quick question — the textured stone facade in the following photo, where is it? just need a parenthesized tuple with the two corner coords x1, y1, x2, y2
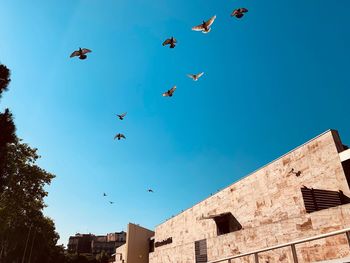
(149, 130, 350, 263)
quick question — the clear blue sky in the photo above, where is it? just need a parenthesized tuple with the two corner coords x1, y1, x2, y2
(1, 0, 350, 245)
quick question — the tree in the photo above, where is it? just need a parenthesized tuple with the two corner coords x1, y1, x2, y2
(0, 64, 15, 189)
(0, 62, 67, 262)
(96, 251, 109, 263)
(0, 64, 11, 98)
(0, 140, 62, 262)
(0, 109, 16, 193)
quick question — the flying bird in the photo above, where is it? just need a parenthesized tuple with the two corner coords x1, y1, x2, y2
(147, 189, 154, 193)
(70, 48, 92, 60)
(103, 193, 107, 197)
(162, 37, 177, 48)
(162, 86, 176, 97)
(231, 8, 248, 18)
(117, 112, 127, 120)
(109, 201, 114, 204)
(192, 15, 217, 33)
(187, 72, 204, 81)
(114, 133, 126, 140)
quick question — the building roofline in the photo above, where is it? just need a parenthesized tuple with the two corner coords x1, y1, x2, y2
(156, 129, 339, 227)
(128, 222, 154, 233)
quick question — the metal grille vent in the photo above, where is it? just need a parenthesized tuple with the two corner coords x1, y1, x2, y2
(195, 239, 208, 263)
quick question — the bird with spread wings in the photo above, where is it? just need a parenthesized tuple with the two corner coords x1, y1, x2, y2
(192, 15, 217, 33)
(162, 37, 177, 48)
(70, 48, 92, 60)
(114, 133, 126, 140)
(187, 72, 204, 81)
(117, 112, 127, 120)
(231, 8, 248, 19)
(162, 86, 176, 97)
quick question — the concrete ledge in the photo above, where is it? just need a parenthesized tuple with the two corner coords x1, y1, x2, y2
(340, 149, 350, 162)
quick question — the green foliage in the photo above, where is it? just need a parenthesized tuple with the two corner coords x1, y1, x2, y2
(65, 254, 98, 263)
(0, 140, 64, 262)
(95, 251, 109, 263)
(0, 62, 67, 262)
(0, 109, 16, 192)
(0, 108, 16, 148)
(0, 64, 11, 98)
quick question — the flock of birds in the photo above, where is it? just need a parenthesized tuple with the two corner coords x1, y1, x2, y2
(69, 7, 249, 205)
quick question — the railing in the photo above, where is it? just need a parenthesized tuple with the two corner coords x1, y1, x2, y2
(207, 227, 350, 263)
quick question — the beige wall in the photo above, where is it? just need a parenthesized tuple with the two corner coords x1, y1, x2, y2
(115, 244, 127, 263)
(116, 223, 154, 263)
(150, 130, 350, 263)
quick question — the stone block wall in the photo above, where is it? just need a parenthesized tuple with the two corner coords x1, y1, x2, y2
(149, 130, 350, 263)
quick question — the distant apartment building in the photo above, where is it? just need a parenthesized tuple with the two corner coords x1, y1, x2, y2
(68, 234, 94, 254)
(68, 231, 126, 256)
(114, 130, 350, 263)
(92, 232, 127, 256)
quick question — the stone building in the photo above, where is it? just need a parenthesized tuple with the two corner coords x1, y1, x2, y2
(147, 130, 350, 263)
(68, 231, 126, 256)
(68, 234, 94, 254)
(92, 232, 127, 256)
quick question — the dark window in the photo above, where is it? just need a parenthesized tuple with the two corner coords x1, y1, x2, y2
(342, 159, 350, 189)
(213, 213, 242, 236)
(195, 239, 207, 263)
(301, 187, 350, 213)
(149, 238, 155, 253)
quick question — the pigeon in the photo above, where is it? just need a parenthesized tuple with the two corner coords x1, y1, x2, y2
(231, 8, 248, 19)
(117, 112, 127, 120)
(187, 72, 204, 81)
(147, 189, 154, 193)
(192, 15, 217, 34)
(103, 193, 107, 197)
(289, 168, 302, 177)
(114, 133, 126, 140)
(109, 201, 114, 204)
(162, 37, 177, 48)
(162, 86, 176, 97)
(70, 48, 92, 60)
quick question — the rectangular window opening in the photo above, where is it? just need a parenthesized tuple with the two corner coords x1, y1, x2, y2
(214, 213, 242, 236)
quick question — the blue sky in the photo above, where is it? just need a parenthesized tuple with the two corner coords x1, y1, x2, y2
(1, 0, 350, 245)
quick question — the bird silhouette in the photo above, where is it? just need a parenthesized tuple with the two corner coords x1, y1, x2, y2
(192, 15, 217, 33)
(162, 37, 177, 48)
(187, 72, 204, 81)
(114, 133, 126, 140)
(147, 189, 154, 193)
(231, 8, 248, 18)
(109, 201, 114, 204)
(289, 168, 302, 177)
(162, 86, 176, 97)
(103, 193, 107, 197)
(70, 48, 92, 60)
(117, 112, 127, 120)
